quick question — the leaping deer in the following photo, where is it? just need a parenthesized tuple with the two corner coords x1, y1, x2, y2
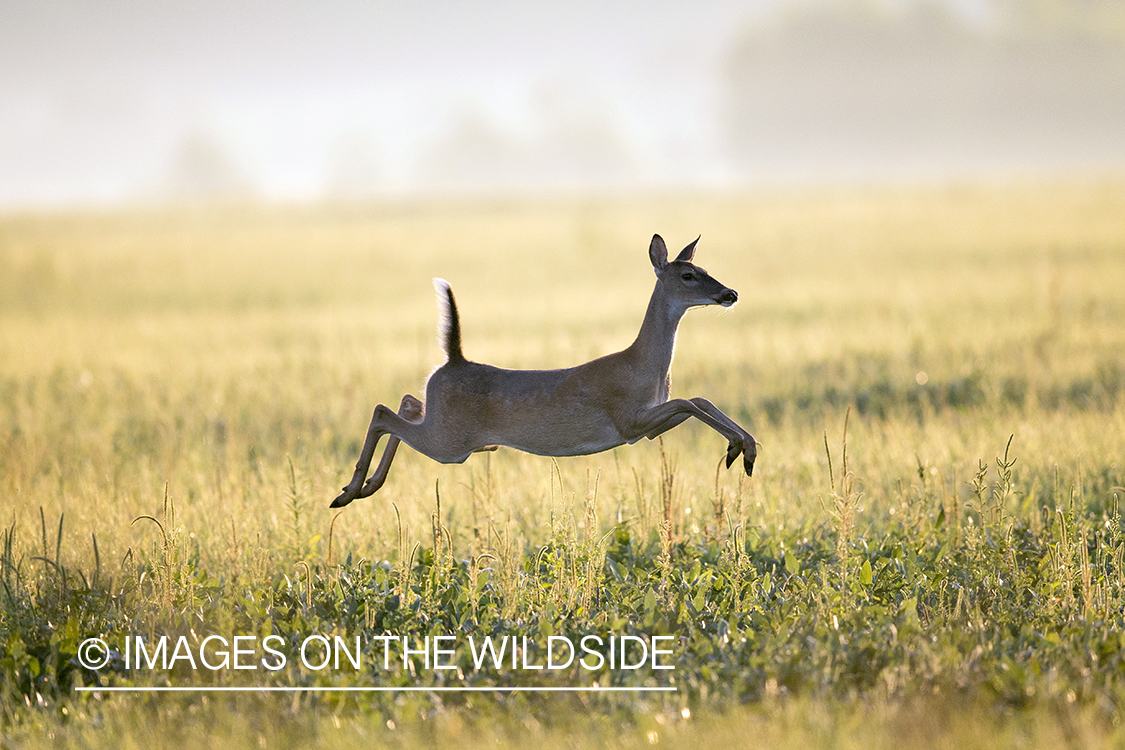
(331, 234, 756, 508)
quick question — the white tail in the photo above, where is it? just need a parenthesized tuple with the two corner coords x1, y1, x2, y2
(331, 234, 756, 508)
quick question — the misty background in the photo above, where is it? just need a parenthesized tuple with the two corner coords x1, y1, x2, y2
(1, 0, 1123, 209)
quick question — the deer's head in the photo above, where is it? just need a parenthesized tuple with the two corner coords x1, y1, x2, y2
(649, 234, 738, 310)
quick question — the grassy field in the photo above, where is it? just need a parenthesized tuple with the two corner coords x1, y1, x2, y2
(1, 178, 1124, 748)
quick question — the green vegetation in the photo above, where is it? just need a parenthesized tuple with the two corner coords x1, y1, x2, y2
(2, 179, 1124, 747)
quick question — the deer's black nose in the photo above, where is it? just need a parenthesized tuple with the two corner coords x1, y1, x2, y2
(718, 289, 738, 306)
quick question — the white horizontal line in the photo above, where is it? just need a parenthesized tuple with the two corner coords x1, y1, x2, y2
(75, 685, 676, 693)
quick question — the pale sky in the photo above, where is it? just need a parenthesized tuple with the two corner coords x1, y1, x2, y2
(2, 0, 1120, 209)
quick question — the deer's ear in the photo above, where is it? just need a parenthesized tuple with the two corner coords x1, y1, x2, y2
(649, 234, 668, 274)
(674, 236, 700, 263)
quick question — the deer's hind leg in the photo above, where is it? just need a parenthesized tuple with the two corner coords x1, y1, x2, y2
(356, 395, 423, 499)
(331, 395, 423, 508)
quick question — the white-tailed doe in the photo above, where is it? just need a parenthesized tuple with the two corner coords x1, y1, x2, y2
(331, 234, 756, 508)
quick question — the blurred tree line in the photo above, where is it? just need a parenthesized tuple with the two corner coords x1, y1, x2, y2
(723, 0, 1125, 178)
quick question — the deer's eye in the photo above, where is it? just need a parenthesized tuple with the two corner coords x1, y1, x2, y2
(681, 272, 694, 281)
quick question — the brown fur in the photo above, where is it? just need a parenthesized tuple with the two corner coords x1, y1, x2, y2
(331, 234, 756, 508)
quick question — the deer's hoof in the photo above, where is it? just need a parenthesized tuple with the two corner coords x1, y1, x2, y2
(744, 437, 758, 476)
(330, 486, 358, 508)
(725, 439, 743, 469)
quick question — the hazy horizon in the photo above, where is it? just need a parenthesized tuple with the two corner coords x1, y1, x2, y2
(2, 0, 1123, 210)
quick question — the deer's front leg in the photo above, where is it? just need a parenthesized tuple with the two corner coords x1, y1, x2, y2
(627, 398, 756, 476)
(688, 397, 757, 475)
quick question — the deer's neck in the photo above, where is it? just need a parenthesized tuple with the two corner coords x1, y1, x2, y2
(629, 281, 687, 377)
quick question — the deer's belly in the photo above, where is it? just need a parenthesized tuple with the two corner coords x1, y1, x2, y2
(491, 412, 625, 457)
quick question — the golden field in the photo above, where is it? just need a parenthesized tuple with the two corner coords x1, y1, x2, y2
(1, 178, 1124, 748)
